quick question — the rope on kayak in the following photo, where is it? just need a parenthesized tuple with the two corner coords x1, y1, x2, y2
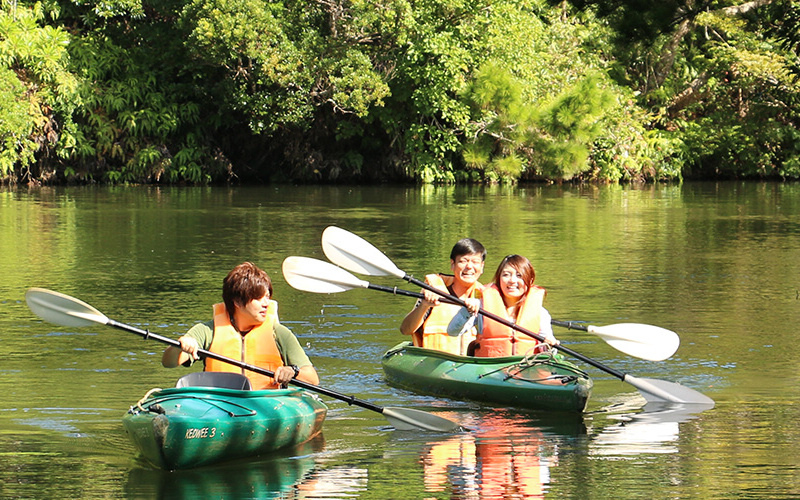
(505, 355, 573, 383)
(504, 370, 578, 384)
(493, 349, 583, 384)
(193, 398, 257, 417)
(134, 387, 163, 412)
(477, 363, 521, 379)
(476, 347, 589, 385)
(134, 392, 258, 417)
(476, 349, 555, 379)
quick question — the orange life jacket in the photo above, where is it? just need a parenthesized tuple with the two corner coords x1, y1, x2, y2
(416, 274, 482, 355)
(205, 302, 283, 390)
(475, 284, 546, 357)
(423, 427, 546, 498)
(476, 433, 546, 498)
(423, 435, 477, 493)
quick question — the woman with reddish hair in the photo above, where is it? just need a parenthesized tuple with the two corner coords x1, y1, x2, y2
(454, 255, 558, 357)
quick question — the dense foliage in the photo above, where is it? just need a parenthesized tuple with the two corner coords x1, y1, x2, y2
(1, 0, 798, 184)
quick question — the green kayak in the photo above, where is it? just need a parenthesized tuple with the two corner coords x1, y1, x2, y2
(123, 373, 327, 470)
(381, 342, 593, 412)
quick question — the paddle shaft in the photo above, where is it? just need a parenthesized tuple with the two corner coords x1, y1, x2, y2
(370, 283, 600, 338)
(106, 319, 392, 414)
(550, 320, 595, 333)
(406, 276, 630, 380)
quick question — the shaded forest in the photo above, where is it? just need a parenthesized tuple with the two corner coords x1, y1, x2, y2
(2, 0, 799, 184)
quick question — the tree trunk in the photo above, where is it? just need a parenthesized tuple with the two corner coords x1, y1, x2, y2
(647, 18, 693, 92)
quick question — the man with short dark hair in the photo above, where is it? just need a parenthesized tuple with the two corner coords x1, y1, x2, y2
(399, 239, 486, 355)
(162, 262, 319, 388)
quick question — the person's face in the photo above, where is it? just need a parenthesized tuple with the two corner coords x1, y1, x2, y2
(498, 264, 528, 300)
(239, 292, 271, 324)
(450, 252, 484, 286)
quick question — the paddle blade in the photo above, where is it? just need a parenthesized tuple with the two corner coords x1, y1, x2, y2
(588, 323, 680, 361)
(382, 407, 462, 432)
(321, 226, 405, 278)
(623, 374, 715, 406)
(282, 256, 370, 294)
(25, 288, 109, 327)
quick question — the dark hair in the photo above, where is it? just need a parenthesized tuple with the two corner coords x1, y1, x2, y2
(222, 262, 273, 313)
(492, 254, 535, 292)
(450, 238, 486, 261)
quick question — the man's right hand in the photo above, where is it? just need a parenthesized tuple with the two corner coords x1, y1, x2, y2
(178, 336, 200, 360)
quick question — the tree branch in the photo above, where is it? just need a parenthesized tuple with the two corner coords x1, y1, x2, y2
(668, 71, 710, 115)
(720, 0, 775, 17)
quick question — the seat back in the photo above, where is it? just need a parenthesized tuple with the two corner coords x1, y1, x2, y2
(175, 371, 252, 390)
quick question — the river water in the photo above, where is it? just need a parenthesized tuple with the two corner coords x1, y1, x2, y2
(1, 183, 799, 499)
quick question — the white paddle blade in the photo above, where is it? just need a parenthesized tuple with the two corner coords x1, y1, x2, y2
(321, 226, 405, 278)
(382, 407, 462, 432)
(588, 323, 680, 361)
(282, 256, 370, 294)
(25, 288, 109, 327)
(623, 374, 715, 406)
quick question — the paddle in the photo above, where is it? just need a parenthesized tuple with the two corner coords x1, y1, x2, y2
(549, 320, 679, 362)
(24, 287, 462, 432)
(320, 226, 715, 406)
(282, 256, 678, 361)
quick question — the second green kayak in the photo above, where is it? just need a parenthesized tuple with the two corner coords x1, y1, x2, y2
(381, 342, 593, 412)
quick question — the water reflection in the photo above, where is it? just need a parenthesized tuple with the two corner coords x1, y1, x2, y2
(590, 401, 714, 457)
(5, 183, 800, 499)
(420, 410, 585, 499)
(123, 434, 367, 499)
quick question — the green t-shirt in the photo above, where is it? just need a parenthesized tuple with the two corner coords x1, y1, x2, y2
(183, 319, 313, 369)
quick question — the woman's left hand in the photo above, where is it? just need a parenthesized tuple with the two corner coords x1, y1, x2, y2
(464, 298, 481, 315)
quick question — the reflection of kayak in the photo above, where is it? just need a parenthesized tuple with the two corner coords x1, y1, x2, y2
(381, 342, 593, 412)
(126, 435, 324, 498)
(122, 374, 327, 470)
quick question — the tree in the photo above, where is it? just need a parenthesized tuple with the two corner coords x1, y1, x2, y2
(0, 2, 78, 183)
(560, 0, 800, 179)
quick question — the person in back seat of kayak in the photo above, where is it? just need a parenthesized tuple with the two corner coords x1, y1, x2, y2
(455, 254, 559, 357)
(399, 238, 486, 355)
(162, 261, 319, 389)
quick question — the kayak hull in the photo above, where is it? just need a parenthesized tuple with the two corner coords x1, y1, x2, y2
(122, 386, 327, 470)
(381, 342, 592, 412)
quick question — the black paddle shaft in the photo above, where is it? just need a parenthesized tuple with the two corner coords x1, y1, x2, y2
(367, 282, 479, 308)
(371, 283, 600, 339)
(107, 319, 390, 414)
(405, 276, 629, 381)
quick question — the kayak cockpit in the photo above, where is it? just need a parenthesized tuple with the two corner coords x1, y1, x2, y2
(175, 371, 252, 390)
